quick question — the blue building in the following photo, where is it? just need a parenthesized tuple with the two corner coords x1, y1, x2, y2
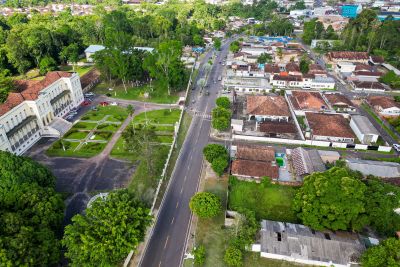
(341, 5, 362, 18)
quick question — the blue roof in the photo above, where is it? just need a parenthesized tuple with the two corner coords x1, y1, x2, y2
(85, 45, 105, 53)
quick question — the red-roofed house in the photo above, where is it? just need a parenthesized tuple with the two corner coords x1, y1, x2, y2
(0, 71, 84, 155)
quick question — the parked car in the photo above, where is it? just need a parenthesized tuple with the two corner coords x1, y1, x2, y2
(205, 91, 210, 96)
(110, 102, 118, 106)
(84, 92, 95, 97)
(393, 144, 400, 152)
(91, 106, 98, 111)
(100, 101, 109, 106)
(69, 111, 78, 115)
(81, 100, 91, 106)
(65, 115, 74, 120)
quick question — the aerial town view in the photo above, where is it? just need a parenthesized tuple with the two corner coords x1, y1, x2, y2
(0, 0, 400, 266)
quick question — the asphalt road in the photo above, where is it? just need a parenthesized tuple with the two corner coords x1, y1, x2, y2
(140, 39, 232, 267)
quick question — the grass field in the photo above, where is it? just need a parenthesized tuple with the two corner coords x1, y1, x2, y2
(195, 177, 232, 267)
(132, 109, 181, 125)
(93, 81, 179, 104)
(59, 65, 94, 76)
(229, 179, 298, 222)
(47, 106, 127, 158)
(244, 253, 308, 267)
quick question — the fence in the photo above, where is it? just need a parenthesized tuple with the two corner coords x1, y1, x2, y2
(123, 56, 198, 267)
(232, 134, 392, 152)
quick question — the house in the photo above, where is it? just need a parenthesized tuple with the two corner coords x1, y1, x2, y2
(253, 220, 366, 267)
(346, 158, 400, 178)
(335, 62, 356, 74)
(326, 51, 369, 65)
(264, 64, 281, 76)
(289, 91, 329, 115)
(324, 93, 356, 112)
(0, 72, 84, 155)
(351, 81, 385, 92)
(285, 62, 301, 76)
(349, 115, 380, 144)
(231, 145, 279, 180)
(351, 71, 383, 82)
(259, 121, 297, 139)
(308, 64, 327, 76)
(84, 45, 105, 62)
(305, 112, 356, 143)
(270, 74, 303, 88)
(341, 4, 362, 18)
(246, 95, 291, 124)
(291, 147, 326, 178)
(310, 76, 335, 90)
(367, 96, 400, 117)
(369, 55, 384, 66)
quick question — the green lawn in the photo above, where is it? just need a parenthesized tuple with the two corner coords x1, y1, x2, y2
(229, 179, 298, 222)
(46, 140, 106, 158)
(64, 130, 88, 140)
(91, 131, 113, 141)
(157, 135, 174, 144)
(92, 81, 179, 104)
(59, 65, 94, 76)
(81, 106, 128, 122)
(195, 177, 232, 267)
(132, 109, 181, 125)
(72, 121, 98, 130)
(96, 123, 119, 131)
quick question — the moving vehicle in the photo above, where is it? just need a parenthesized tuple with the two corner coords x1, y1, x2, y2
(110, 102, 118, 106)
(100, 101, 109, 106)
(81, 100, 91, 106)
(393, 144, 400, 152)
(205, 90, 210, 96)
(217, 76, 222, 81)
(84, 92, 94, 97)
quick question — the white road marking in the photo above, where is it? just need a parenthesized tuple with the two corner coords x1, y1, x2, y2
(176, 201, 180, 209)
(180, 187, 184, 194)
(164, 236, 170, 249)
(171, 217, 175, 225)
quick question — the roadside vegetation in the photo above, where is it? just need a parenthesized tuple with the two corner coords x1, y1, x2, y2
(212, 97, 232, 131)
(361, 103, 399, 141)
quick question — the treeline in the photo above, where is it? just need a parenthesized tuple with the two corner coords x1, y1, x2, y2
(250, 16, 294, 36)
(341, 9, 400, 68)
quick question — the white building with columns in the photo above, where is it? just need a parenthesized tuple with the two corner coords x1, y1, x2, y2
(0, 71, 84, 155)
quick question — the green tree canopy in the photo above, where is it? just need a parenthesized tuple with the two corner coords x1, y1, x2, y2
(211, 156, 229, 176)
(299, 56, 310, 74)
(214, 38, 222, 50)
(62, 189, 152, 266)
(0, 151, 64, 266)
(293, 167, 368, 231)
(193, 245, 206, 265)
(224, 246, 243, 267)
(211, 106, 231, 131)
(203, 143, 228, 163)
(360, 238, 400, 267)
(189, 192, 221, 218)
(216, 96, 231, 109)
(230, 41, 240, 53)
(39, 55, 57, 75)
(257, 53, 272, 64)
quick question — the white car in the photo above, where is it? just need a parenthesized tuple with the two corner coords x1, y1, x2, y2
(393, 144, 400, 152)
(84, 92, 95, 97)
(110, 102, 118, 106)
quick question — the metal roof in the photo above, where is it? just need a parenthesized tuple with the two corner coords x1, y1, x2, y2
(346, 158, 400, 178)
(350, 115, 379, 135)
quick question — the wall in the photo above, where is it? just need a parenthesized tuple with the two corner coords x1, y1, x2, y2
(259, 252, 347, 267)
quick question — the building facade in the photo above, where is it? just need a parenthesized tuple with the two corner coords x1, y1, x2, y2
(0, 72, 84, 155)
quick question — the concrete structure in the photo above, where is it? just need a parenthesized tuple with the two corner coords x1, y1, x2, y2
(291, 147, 326, 178)
(346, 158, 400, 178)
(317, 150, 341, 163)
(253, 219, 366, 267)
(349, 115, 379, 144)
(84, 45, 105, 62)
(0, 72, 84, 155)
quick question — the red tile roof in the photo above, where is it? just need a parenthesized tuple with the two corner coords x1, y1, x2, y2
(368, 96, 400, 109)
(286, 62, 300, 72)
(354, 63, 373, 72)
(353, 81, 385, 90)
(305, 112, 355, 139)
(272, 74, 302, 82)
(236, 145, 275, 162)
(353, 71, 383, 77)
(370, 55, 384, 64)
(247, 95, 290, 117)
(327, 51, 369, 61)
(291, 91, 328, 110)
(231, 159, 279, 179)
(0, 71, 72, 116)
(264, 64, 280, 74)
(259, 121, 297, 134)
(325, 94, 354, 108)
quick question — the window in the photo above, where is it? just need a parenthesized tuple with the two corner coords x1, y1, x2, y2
(276, 232, 282, 241)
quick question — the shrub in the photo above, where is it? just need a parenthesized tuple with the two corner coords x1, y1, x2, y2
(193, 245, 206, 265)
(224, 247, 242, 267)
(216, 97, 231, 109)
(211, 157, 228, 176)
(203, 144, 228, 163)
(189, 192, 221, 218)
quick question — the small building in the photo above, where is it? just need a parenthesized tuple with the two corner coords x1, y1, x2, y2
(341, 4, 362, 18)
(231, 119, 244, 132)
(259, 121, 297, 139)
(346, 158, 400, 178)
(246, 95, 291, 124)
(326, 51, 369, 65)
(291, 147, 326, 178)
(335, 62, 356, 74)
(352, 71, 383, 82)
(305, 112, 355, 143)
(349, 115, 379, 144)
(253, 219, 366, 267)
(324, 93, 356, 113)
(369, 56, 384, 66)
(289, 91, 329, 115)
(84, 45, 105, 62)
(367, 96, 400, 117)
(231, 145, 279, 180)
(351, 81, 385, 92)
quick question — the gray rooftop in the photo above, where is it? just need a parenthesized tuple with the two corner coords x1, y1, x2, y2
(313, 76, 335, 83)
(346, 158, 400, 178)
(84, 45, 105, 53)
(291, 147, 326, 177)
(259, 220, 365, 265)
(351, 115, 379, 135)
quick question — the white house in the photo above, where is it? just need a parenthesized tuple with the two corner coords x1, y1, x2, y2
(351, 81, 385, 92)
(0, 72, 84, 155)
(367, 96, 400, 117)
(349, 115, 379, 144)
(335, 62, 356, 74)
(246, 95, 291, 125)
(84, 45, 105, 62)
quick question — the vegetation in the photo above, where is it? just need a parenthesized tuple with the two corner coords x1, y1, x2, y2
(250, 17, 294, 36)
(189, 192, 221, 218)
(216, 96, 231, 109)
(380, 70, 400, 90)
(299, 55, 310, 74)
(212, 106, 231, 131)
(302, 19, 338, 45)
(193, 245, 206, 265)
(256, 53, 272, 64)
(62, 189, 152, 266)
(229, 176, 298, 222)
(224, 247, 243, 267)
(294, 167, 367, 231)
(360, 238, 400, 267)
(230, 41, 240, 53)
(203, 143, 229, 177)
(0, 151, 64, 266)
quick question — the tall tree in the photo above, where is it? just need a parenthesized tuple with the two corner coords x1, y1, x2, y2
(62, 189, 152, 266)
(360, 238, 400, 267)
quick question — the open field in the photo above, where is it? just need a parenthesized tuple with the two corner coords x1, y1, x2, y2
(92, 81, 179, 104)
(229, 178, 298, 222)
